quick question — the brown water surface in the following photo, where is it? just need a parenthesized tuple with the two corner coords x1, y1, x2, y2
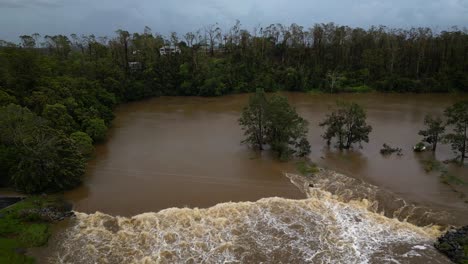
(65, 93, 468, 218)
(26, 92, 468, 263)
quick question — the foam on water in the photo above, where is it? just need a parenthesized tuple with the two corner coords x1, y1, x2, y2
(51, 171, 451, 263)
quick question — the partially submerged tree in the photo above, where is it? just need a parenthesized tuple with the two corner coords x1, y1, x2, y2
(239, 91, 311, 160)
(418, 115, 445, 151)
(239, 89, 268, 150)
(319, 102, 372, 149)
(265, 94, 310, 160)
(444, 101, 468, 163)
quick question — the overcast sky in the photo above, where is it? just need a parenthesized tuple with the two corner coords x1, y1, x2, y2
(1, 0, 467, 41)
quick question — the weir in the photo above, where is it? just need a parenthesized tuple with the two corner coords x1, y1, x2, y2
(49, 171, 454, 263)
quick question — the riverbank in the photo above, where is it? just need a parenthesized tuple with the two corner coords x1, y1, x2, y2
(436, 226, 468, 264)
(0, 195, 73, 263)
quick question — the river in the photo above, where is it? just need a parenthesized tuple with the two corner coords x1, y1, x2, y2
(39, 93, 468, 263)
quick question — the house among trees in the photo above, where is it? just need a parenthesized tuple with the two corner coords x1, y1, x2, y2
(128, 61, 142, 71)
(159, 45, 181, 55)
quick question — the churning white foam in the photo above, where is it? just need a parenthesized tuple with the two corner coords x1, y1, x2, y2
(52, 173, 449, 263)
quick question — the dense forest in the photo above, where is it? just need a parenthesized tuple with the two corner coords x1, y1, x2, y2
(0, 22, 467, 193)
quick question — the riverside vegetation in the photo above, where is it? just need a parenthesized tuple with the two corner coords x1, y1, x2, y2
(0, 196, 73, 264)
(0, 21, 467, 262)
(1, 22, 467, 193)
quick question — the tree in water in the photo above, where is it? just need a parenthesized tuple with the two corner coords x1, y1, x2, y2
(239, 89, 268, 150)
(319, 101, 372, 149)
(418, 115, 445, 151)
(265, 94, 310, 160)
(239, 91, 311, 160)
(444, 101, 468, 164)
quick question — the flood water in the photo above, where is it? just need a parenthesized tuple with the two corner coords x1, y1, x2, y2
(41, 93, 468, 263)
(66, 92, 468, 217)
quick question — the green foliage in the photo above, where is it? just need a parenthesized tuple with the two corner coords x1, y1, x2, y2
(199, 77, 226, 96)
(239, 89, 268, 150)
(319, 102, 372, 149)
(84, 118, 107, 142)
(265, 94, 311, 160)
(0, 145, 16, 186)
(0, 104, 85, 193)
(422, 159, 444, 173)
(42, 103, 77, 134)
(421, 159, 465, 186)
(418, 115, 445, 151)
(18, 223, 49, 247)
(342, 85, 374, 93)
(296, 161, 319, 175)
(380, 143, 403, 156)
(440, 173, 465, 185)
(413, 142, 426, 152)
(0, 24, 466, 191)
(239, 91, 311, 160)
(70, 131, 94, 158)
(0, 196, 65, 264)
(444, 101, 468, 163)
(0, 90, 16, 106)
(12, 131, 85, 193)
(0, 238, 34, 264)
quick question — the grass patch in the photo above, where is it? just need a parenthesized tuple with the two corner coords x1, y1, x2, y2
(0, 237, 34, 264)
(342, 85, 374, 93)
(296, 160, 319, 175)
(422, 159, 444, 172)
(307, 89, 325, 95)
(0, 196, 65, 264)
(441, 172, 466, 186)
(422, 159, 466, 187)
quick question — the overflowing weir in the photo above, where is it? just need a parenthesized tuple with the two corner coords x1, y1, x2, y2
(49, 170, 454, 263)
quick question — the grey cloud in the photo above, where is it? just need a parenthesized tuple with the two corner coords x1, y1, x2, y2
(0, 0, 467, 41)
(0, 0, 65, 8)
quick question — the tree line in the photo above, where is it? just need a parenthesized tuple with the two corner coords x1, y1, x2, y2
(240, 90, 467, 164)
(1, 22, 467, 99)
(0, 21, 467, 194)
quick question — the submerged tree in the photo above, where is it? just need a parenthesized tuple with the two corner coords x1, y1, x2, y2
(239, 92, 311, 160)
(444, 101, 468, 163)
(265, 94, 310, 160)
(418, 115, 445, 152)
(319, 102, 372, 149)
(239, 89, 268, 150)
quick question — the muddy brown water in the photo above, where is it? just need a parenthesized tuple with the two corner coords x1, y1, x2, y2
(25, 93, 468, 263)
(66, 92, 468, 217)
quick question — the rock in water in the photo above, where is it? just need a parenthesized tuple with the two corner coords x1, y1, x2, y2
(435, 226, 468, 263)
